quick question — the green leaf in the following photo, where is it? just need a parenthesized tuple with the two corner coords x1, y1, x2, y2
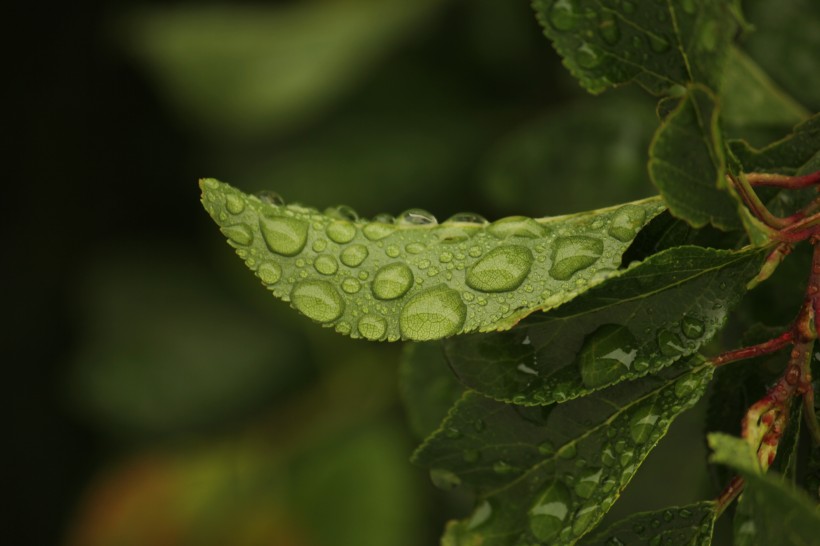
(531, 0, 738, 95)
(709, 433, 820, 545)
(578, 501, 717, 545)
(649, 85, 741, 230)
(444, 246, 765, 405)
(200, 179, 665, 341)
(399, 342, 464, 440)
(729, 114, 820, 176)
(414, 359, 713, 545)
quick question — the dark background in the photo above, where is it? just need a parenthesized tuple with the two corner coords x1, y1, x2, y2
(8, 1, 817, 545)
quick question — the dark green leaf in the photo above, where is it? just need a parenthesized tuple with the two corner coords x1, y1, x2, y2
(578, 501, 717, 545)
(532, 0, 738, 95)
(729, 114, 820, 176)
(709, 433, 820, 545)
(445, 246, 765, 405)
(200, 179, 664, 341)
(649, 85, 741, 230)
(414, 360, 713, 545)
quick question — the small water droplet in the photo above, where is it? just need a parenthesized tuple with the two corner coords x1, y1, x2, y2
(398, 208, 437, 226)
(576, 43, 603, 69)
(678, 508, 692, 518)
(257, 190, 285, 206)
(558, 443, 577, 459)
(260, 216, 309, 256)
(291, 280, 344, 323)
(405, 242, 425, 254)
(630, 405, 660, 443)
(466, 245, 534, 293)
(357, 314, 387, 340)
(257, 262, 282, 285)
(548, 0, 578, 31)
(399, 285, 467, 340)
(225, 194, 245, 214)
(466, 500, 493, 530)
(312, 239, 328, 252)
(221, 224, 254, 246)
(341, 277, 361, 294)
(607, 537, 626, 546)
(314, 254, 338, 275)
(385, 244, 400, 258)
(578, 324, 638, 388)
(462, 448, 480, 463)
(662, 509, 674, 522)
(681, 316, 705, 339)
(607, 204, 647, 242)
(537, 441, 555, 455)
(598, 13, 621, 44)
(571, 504, 599, 536)
(340, 244, 369, 267)
(326, 205, 358, 222)
(429, 468, 461, 490)
(528, 481, 571, 542)
(327, 221, 357, 244)
(601, 445, 616, 467)
(574, 468, 603, 499)
(649, 33, 670, 53)
(550, 236, 603, 280)
(657, 330, 685, 356)
(372, 263, 414, 300)
(473, 418, 486, 432)
(446, 212, 488, 224)
(493, 460, 516, 474)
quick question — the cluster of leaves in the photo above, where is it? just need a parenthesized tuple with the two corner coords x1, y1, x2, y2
(200, 0, 820, 544)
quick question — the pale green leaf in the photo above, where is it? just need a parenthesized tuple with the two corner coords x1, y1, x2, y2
(200, 179, 665, 341)
(578, 501, 717, 545)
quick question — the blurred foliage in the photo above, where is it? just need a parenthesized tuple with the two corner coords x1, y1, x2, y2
(11, 0, 816, 545)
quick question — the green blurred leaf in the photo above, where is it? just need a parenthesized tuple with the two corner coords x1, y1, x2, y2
(444, 246, 765, 404)
(532, 0, 737, 95)
(709, 433, 820, 545)
(399, 342, 465, 440)
(578, 501, 717, 545)
(413, 359, 713, 544)
(200, 179, 664, 341)
(729, 114, 820, 176)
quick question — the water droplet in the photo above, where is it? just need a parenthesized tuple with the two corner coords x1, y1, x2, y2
(598, 13, 621, 44)
(571, 505, 599, 536)
(314, 254, 338, 275)
(630, 405, 660, 443)
(649, 33, 670, 53)
(259, 216, 309, 256)
(576, 43, 603, 69)
(341, 277, 361, 294)
(537, 441, 555, 455)
(574, 468, 603, 499)
(528, 481, 571, 542)
(445, 427, 460, 439)
(398, 208, 437, 226)
(550, 236, 604, 280)
(462, 449, 480, 463)
(429, 468, 461, 490)
(493, 460, 516, 474)
(341, 245, 369, 268)
(674, 376, 700, 399)
(678, 508, 692, 518)
(386, 244, 400, 258)
(607, 537, 626, 546)
(657, 330, 685, 356)
(327, 221, 357, 244)
(372, 263, 414, 300)
(221, 224, 254, 246)
(578, 324, 638, 388)
(399, 285, 467, 341)
(363, 222, 396, 241)
(662, 509, 674, 522)
(312, 239, 328, 252)
(257, 190, 284, 206)
(357, 314, 387, 340)
(633, 523, 646, 534)
(225, 194, 245, 214)
(473, 418, 486, 432)
(466, 245, 534, 293)
(405, 242, 425, 254)
(601, 445, 616, 467)
(291, 280, 344, 323)
(548, 0, 578, 31)
(488, 216, 545, 239)
(466, 500, 493, 530)
(326, 205, 358, 222)
(681, 316, 704, 339)
(446, 212, 488, 224)
(257, 262, 281, 285)
(558, 443, 577, 459)
(607, 204, 647, 242)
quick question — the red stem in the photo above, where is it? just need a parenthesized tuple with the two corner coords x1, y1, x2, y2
(711, 332, 793, 367)
(747, 171, 820, 189)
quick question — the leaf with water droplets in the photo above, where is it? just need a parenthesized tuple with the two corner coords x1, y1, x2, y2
(578, 501, 716, 545)
(649, 85, 743, 230)
(708, 433, 820, 545)
(444, 245, 765, 405)
(200, 179, 664, 341)
(532, 0, 738, 95)
(413, 359, 713, 545)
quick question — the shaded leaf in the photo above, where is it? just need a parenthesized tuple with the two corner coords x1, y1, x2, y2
(414, 359, 713, 545)
(729, 114, 820, 176)
(532, 0, 738, 95)
(445, 246, 765, 405)
(200, 179, 664, 341)
(578, 501, 717, 545)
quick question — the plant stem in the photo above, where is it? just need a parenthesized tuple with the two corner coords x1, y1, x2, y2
(747, 170, 820, 189)
(729, 173, 790, 229)
(715, 475, 745, 518)
(711, 332, 793, 367)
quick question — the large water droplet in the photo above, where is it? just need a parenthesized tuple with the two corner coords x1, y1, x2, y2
(578, 324, 638, 388)
(657, 330, 684, 356)
(630, 405, 660, 443)
(326, 205, 358, 222)
(429, 468, 461, 490)
(291, 280, 344, 323)
(466, 245, 534, 293)
(341, 277, 361, 294)
(341, 244, 369, 267)
(549, 236, 604, 280)
(372, 263, 414, 300)
(327, 221, 357, 244)
(363, 222, 396, 241)
(314, 254, 339, 275)
(399, 285, 467, 341)
(607, 205, 647, 242)
(225, 194, 245, 215)
(598, 13, 621, 44)
(576, 43, 603, 69)
(571, 505, 599, 536)
(358, 314, 387, 340)
(487, 216, 545, 239)
(548, 0, 578, 31)
(257, 262, 281, 285)
(398, 208, 437, 226)
(528, 481, 571, 542)
(681, 316, 705, 339)
(221, 224, 253, 246)
(574, 468, 603, 499)
(260, 216, 309, 256)
(445, 212, 488, 225)
(466, 500, 493, 531)
(257, 190, 284, 206)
